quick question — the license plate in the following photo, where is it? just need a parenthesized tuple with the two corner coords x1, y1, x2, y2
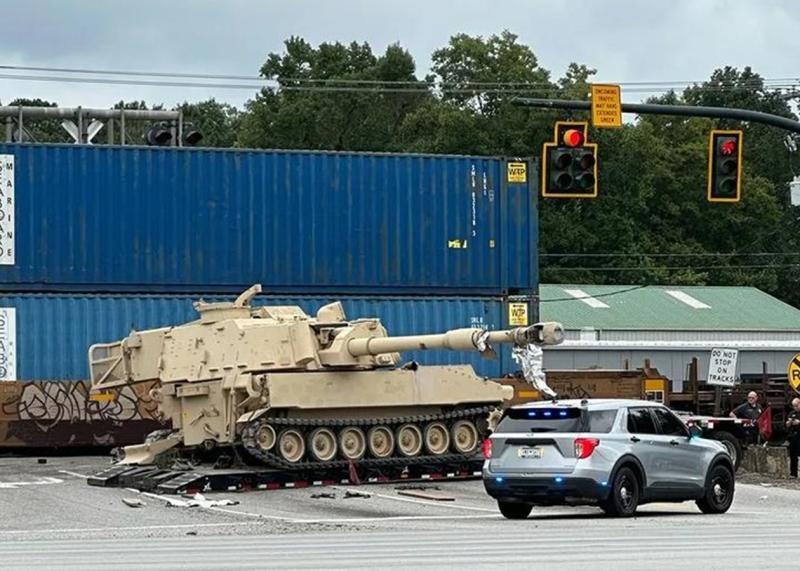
(517, 446, 543, 459)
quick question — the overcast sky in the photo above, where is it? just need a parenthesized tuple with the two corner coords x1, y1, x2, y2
(1, 0, 798, 109)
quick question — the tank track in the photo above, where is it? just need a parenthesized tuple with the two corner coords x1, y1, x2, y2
(240, 405, 494, 472)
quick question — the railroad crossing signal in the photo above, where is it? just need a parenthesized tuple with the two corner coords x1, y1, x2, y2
(789, 354, 800, 395)
(542, 121, 598, 198)
(707, 130, 743, 202)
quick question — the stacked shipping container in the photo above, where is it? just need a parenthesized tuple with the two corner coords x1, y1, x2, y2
(0, 143, 539, 383)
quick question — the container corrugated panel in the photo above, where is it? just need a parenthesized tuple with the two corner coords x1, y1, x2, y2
(0, 293, 512, 380)
(0, 144, 537, 295)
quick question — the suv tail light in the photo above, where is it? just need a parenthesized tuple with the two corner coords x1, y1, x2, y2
(482, 438, 492, 459)
(574, 437, 600, 459)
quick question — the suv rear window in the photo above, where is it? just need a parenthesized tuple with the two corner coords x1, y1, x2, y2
(497, 407, 617, 434)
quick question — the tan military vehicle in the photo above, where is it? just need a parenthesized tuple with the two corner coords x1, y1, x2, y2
(89, 285, 563, 471)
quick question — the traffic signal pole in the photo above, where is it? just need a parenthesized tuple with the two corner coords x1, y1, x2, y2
(514, 98, 800, 135)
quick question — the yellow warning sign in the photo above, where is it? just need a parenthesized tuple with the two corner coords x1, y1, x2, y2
(591, 84, 622, 128)
(507, 162, 527, 183)
(789, 354, 800, 394)
(508, 302, 529, 326)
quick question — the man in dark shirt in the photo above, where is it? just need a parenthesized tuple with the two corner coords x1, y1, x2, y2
(730, 392, 763, 444)
(786, 397, 800, 478)
(730, 391, 763, 420)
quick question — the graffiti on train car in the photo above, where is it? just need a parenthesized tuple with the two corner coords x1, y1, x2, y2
(0, 380, 166, 447)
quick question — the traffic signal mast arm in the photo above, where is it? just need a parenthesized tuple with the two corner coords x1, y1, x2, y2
(514, 98, 800, 135)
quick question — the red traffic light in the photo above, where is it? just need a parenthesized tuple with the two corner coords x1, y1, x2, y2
(562, 129, 584, 147)
(708, 130, 743, 203)
(720, 139, 737, 156)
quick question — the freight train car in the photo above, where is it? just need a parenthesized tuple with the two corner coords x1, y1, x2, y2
(0, 145, 538, 296)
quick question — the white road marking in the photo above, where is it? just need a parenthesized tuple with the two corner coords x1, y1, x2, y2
(290, 514, 499, 524)
(0, 476, 64, 489)
(0, 522, 259, 535)
(57, 470, 91, 479)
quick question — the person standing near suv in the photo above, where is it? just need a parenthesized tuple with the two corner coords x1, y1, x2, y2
(730, 391, 763, 444)
(786, 398, 800, 478)
(730, 391, 763, 421)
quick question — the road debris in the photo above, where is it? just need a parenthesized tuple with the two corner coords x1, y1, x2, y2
(37, 458, 47, 464)
(343, 490, 370, 499)
(169, 493, 240, 508)
(310, 492, 337, 499)
(397, 490, 455, 502)
(395, 484, 441, 491)
(122, 498, 145, 508)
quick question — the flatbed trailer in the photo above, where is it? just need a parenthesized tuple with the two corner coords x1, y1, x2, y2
(87, 458, 484, 494)
(676, 413, 755, 471)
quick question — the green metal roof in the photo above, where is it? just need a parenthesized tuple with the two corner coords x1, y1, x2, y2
(539, 285, 800, 331)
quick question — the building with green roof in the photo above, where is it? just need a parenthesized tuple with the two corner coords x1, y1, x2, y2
(539, 284, 800, 388)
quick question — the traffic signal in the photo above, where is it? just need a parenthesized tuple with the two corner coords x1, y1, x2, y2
(182, 122, 204, 146)
(145, 122, 173, 146)
(707, 130, 743, 202)
(542, 121, 598, 198)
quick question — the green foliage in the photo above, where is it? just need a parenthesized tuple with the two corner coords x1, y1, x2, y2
(237, 37, 430, 151)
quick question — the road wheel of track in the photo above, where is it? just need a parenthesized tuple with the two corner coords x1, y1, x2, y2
(277, 428, 305, 463)
(498, 501, 532, 520)
(307, 427, 337, 462)
(424, 422, 451, 455)
(367, 425, 395, 458)
(395, 423, 424, 457)
(339, 427, 367, 460)
(255, 424, 276, 452)
(450, 420, 479, 454)
(696, 463, 735, 514)
(599, 466, 640, 517)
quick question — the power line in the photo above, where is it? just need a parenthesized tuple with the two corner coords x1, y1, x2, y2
(542, 263, 800, 271)
(1, 65, 799, 96)
(539, 284, 647, 302)
(0, 73, 270, 91)
(2, 71, 797, 97)
(1, 63, 798, 90)
(541, 252, 800, 258)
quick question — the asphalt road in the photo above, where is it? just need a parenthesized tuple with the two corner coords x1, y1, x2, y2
(1, 456, 799, 569)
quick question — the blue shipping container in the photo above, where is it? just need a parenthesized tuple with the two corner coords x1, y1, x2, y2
(0, 293, 523, 381)
(0, 144, 538, 295)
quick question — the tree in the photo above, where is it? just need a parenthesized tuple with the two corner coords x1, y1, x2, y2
(237, 37, 431, 151)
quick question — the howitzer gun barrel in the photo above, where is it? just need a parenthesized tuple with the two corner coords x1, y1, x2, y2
(346, 322, 564, 358)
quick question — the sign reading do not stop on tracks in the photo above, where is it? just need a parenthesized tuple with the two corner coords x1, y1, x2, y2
(708, 348, 738, 387)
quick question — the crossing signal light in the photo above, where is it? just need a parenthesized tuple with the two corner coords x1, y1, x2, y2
(145, 122, 173, 146)
(542, 122, 598, 198)
(707, 130, 743, 202)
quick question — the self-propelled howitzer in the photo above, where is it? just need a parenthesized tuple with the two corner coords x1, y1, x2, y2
(89, 285, 564, 468)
